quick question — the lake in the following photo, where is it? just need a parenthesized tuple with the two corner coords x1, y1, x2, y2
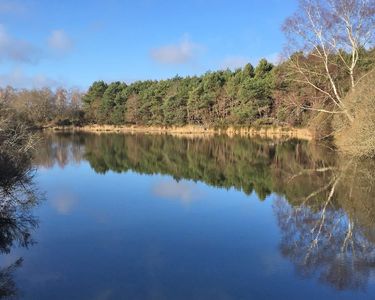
(1, 132, 375, 299)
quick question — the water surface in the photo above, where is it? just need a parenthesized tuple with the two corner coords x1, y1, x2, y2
(1, 132, 375, 299)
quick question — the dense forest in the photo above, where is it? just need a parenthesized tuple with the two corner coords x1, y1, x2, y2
(82, 59, 277, 126)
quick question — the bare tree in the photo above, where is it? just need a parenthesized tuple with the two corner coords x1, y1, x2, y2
(55, 87, 68, 117)
(69, 88, 83, 111)
(283, 0, 375, 123)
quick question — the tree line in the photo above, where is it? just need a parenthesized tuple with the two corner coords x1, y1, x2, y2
(82, 59, 276, 126)
(82, 45, 373, 128)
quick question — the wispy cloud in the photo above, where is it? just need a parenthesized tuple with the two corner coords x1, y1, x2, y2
(150, 35, 203, 65)
(52, 190, 78, 215)
(153, 179, 202, 204)
(0, 0, 26, 14)
(48, 29, 74, 55)
(0, 24, 41, 63)
(0, 68, 61, 89)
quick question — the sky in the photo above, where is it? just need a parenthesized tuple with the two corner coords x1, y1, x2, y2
(0, 0, 298, 90)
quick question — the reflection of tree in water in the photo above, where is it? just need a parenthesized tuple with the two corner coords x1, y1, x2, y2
(35, 132, 295, 199)
(0, 184, 39, 254)
(0, 137, 41, 298)
(0, 258, 23, 298)
(33, 132, 85, 169)
(274, 158, 375, 291)
(0, 144, 39, 254)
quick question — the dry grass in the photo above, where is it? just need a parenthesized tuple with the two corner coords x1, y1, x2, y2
(48, 124, 313, 141)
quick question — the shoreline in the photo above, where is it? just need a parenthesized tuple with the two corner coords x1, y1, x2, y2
(46, 125, 313, 141)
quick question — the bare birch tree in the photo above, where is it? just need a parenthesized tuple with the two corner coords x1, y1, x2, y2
(283, 0, 375, 123)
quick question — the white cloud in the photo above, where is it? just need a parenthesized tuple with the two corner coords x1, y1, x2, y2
(0, 24, 41, 63)
(221, 56, 250, 70)
(150, 36, 202, 65)
(0, 68, 61, 89)
(48, 29, 74, 54)
(153, 179, 202, 204)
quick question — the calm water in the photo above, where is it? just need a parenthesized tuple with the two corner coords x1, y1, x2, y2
(1, 132, 375, 299)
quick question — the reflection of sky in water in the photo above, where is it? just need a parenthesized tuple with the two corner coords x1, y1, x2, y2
(2, 134, 375, 300)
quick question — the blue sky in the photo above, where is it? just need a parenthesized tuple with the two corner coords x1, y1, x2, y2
(0, 0, 298, 89)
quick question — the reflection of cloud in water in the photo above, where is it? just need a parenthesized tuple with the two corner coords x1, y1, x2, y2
(52, 191, 77, 215)
(93, 288, 113, 300)
(153, 180, 202, 204)
(88, 210, 109, 225)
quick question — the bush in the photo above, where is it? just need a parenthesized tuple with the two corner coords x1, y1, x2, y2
(0, 103, 36, 196)
(54, 119, 72, 126)
(334, 70, 375, 158)
(308, 112, 334, 141)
